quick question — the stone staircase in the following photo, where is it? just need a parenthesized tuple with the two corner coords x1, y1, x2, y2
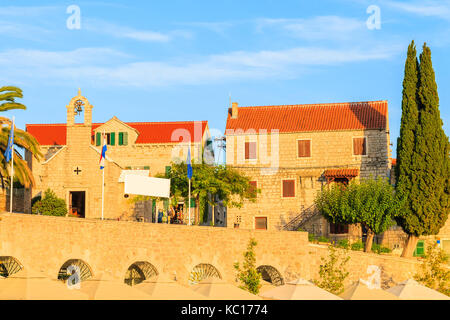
(283, 205, 319, 231)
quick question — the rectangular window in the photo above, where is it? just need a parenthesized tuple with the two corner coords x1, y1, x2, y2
(353, 137, 367, 155)
(297, 140, 311, 158)
(245, 141, 257, 160)
(106, 133, 111, 145)
(249, 181, 257, 198)
(330, 223, 349, 234)
(282, 179, 295, 197)
(96, 132, 101, 146)
(255, 217, 267, 230)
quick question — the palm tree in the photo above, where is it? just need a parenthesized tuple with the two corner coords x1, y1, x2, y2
(0, 86, 41, 188)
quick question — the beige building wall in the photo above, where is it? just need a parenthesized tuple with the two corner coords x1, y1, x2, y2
(226, 129, 391, 231)
(24, 93, 210, 220)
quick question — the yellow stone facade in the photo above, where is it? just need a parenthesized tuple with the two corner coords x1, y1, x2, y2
(226, 128, 392, 231)
(24, 92, 210, 220)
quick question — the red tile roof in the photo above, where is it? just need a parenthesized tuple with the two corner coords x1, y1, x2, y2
(226, 101, 388, 133)
(391, 158, 397, 166)
(324, 168, 359, 178)
(26, 121, 208, 146)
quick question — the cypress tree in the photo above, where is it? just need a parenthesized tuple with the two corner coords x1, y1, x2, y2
(395, 41, 420, 256)
(400, 43, 450, 257)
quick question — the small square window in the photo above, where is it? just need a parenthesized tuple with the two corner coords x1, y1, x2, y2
(282, 179, 295, 197)
(255, 217, 267, 230)
(297, 140, 311, 158)
(353, 137, 367, 155)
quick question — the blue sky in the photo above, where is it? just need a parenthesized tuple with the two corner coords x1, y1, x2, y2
(1, 0, 449, 161)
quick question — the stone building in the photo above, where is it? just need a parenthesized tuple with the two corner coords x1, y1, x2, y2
(225, 100, 394, 238)
(24, 90, 212, 221)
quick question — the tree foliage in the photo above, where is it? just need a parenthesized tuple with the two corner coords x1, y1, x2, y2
(315, 178, 399, 232)
(414, 242, 450, 296)
(313, 245, 350, 295)
(32, 189, 67, 217)
(0, 86, 42, 188)
(233, 238, 262, 295)
(396, 43, 450, 240)
(315, 177, 400, 251)
(161, 162, 258, 224)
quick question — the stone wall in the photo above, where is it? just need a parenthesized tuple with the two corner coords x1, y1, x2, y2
(226, 129, 391, 231)
(0, 213, 424, 287)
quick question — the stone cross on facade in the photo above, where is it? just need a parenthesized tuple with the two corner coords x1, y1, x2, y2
(74, 167, 82, 175)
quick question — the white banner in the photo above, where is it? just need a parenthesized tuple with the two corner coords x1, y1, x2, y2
(124, 174, 170, 198)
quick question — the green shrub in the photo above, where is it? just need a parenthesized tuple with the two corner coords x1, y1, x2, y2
(297, 227, 306, 232)
(370, 243, 391, 254)
(380, 246, 392, 254)
(336, 239, 350, 249)
(313, 245, 350, 295)
(351, 241, 364, 251)
(317, 236, 330, 243)
(32, 189, 67, 217)
(371, 243, 381, 253)
(234, 238, 262, 295)
(308, 233, 317, 242)
(31, 195, 41, 208)
(414, 243, 450, 296)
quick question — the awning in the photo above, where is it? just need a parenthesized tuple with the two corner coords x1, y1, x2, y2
(323, 168, 359, 179)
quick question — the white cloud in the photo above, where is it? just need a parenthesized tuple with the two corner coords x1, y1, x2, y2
(255, 16, 366, 41)
(84, 19, 191, 43)
(384, 0, 450, 20)
(0, 44, 402, 87)
(0, 5, 59, 16)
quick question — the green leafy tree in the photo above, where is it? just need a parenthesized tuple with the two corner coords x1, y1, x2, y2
(233, 238, 262, 295)
(32, 189, 67, 216)
(351, 177, 400, 252)
(0, 86, 42, 188)
(161, 162, 258, 225)
(313, 245, 350, 295)
(315, 178, 400, 252)
(414, 242, 450, 296)
(314, 182, 356, 226)
(397, 43, 450, 257)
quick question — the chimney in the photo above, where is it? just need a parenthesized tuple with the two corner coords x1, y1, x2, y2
(231, 102, 238, 119)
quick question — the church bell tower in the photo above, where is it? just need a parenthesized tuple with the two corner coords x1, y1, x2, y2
(66, 89, 94, 147)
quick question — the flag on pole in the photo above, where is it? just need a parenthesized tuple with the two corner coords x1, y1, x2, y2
(187, 147, 192, 179)
(4, 119, 14, 163)
(99, 133, 107, 169)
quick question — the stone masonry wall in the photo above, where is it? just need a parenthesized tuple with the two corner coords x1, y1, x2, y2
(226, 129, 391, 231)
(0, 213, 423, 288)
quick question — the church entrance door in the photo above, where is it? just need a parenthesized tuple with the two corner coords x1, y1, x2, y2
(70, 191, 86, 218)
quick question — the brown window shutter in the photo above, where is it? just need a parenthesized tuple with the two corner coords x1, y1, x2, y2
(283, 180, 295, 197)
(255, 217, 267, 230)
(245, 142, 250, 159)
(353, 138, 366, 155)
(361, 138, 367, 155)
(298, 140, 311, 157)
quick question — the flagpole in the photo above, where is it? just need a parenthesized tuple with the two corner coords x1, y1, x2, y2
(101, 166, 104, 220)
(188, 178, 191, 226)
(101, 130, 105, 220)
(9, 116, 14, 213)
